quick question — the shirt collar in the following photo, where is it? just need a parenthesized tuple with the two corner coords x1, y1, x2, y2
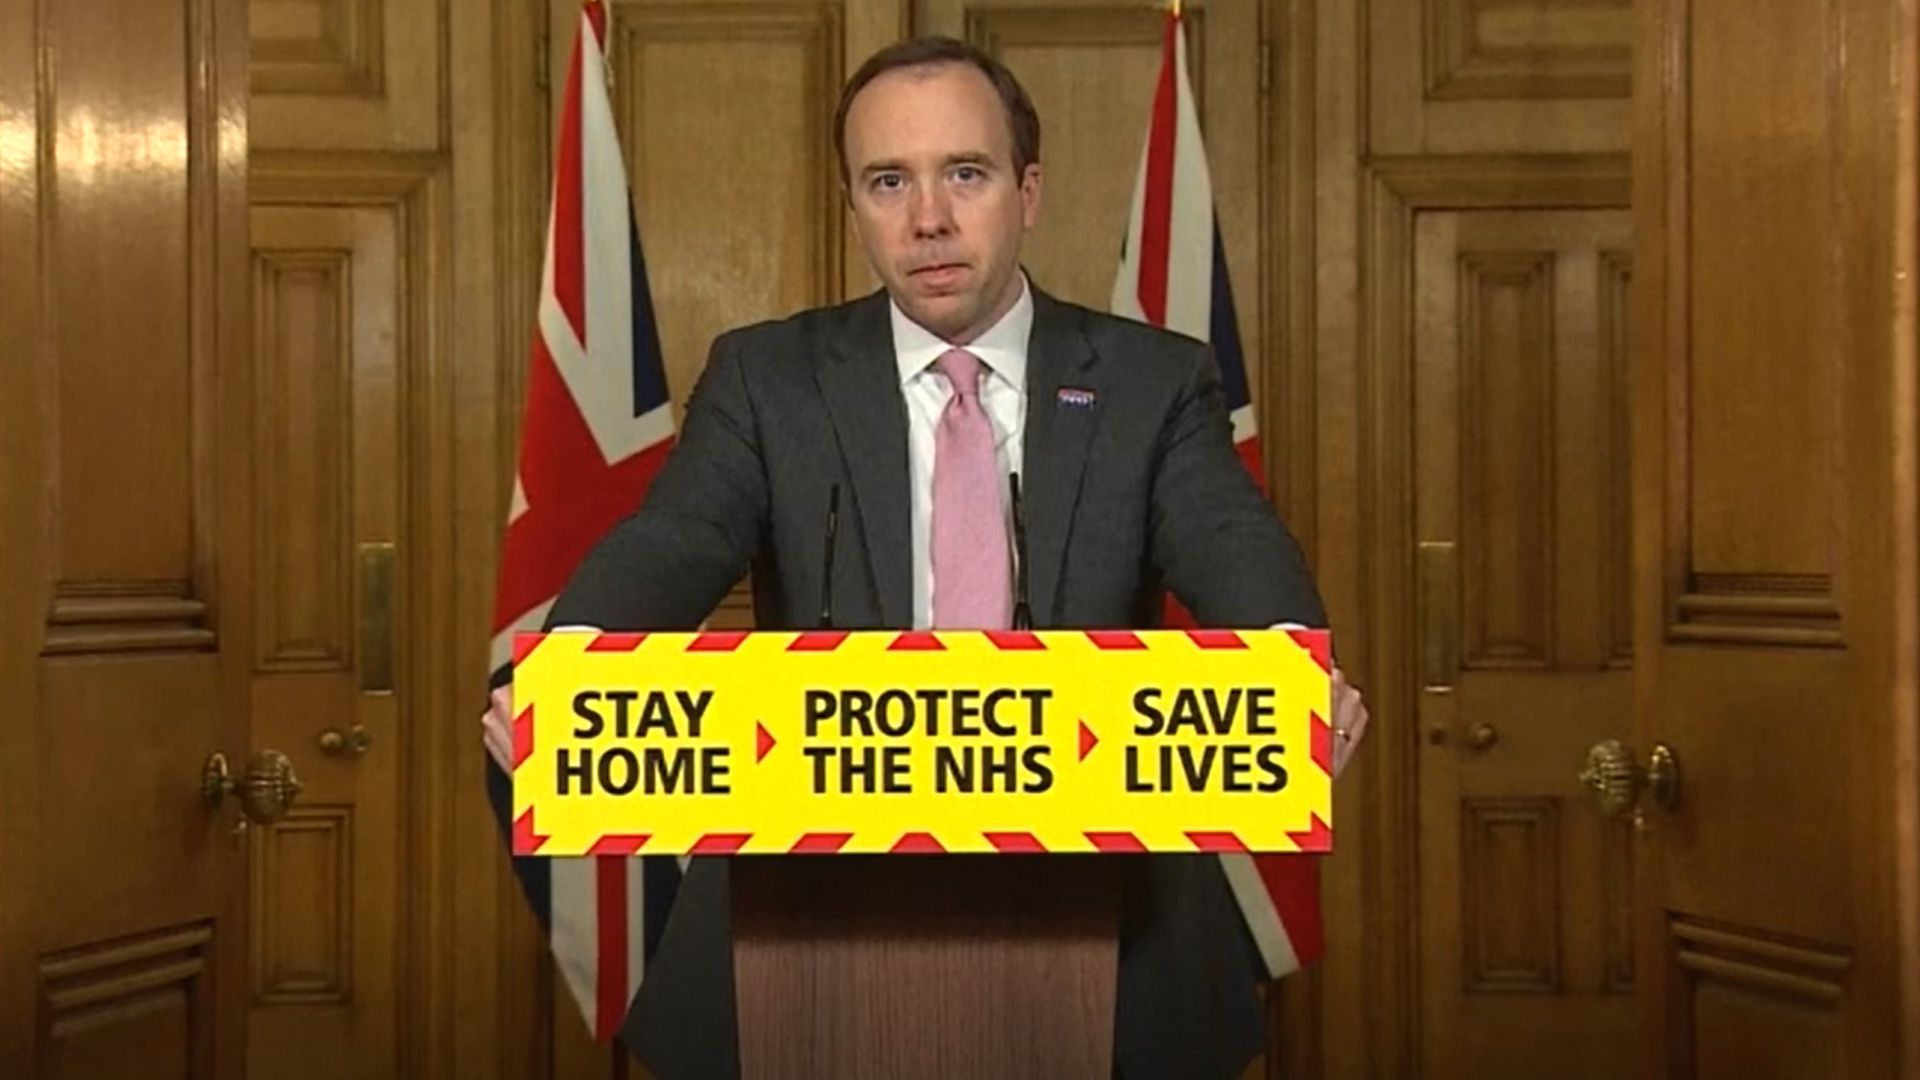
(890, 273, 1032, 391)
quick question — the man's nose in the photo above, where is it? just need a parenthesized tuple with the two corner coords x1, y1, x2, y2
(909, 185, 955, 237)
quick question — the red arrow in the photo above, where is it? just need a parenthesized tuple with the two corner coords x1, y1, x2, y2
(756, 722, 776, 763)
(1078, 720, 1099, 761)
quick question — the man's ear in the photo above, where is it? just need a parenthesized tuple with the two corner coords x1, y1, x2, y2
(843, 184, 865, 231)
(1020, 163, 1044, 229)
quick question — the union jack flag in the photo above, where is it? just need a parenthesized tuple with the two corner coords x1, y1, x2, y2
(1110, 9, 1325, 980)
(489, 0, 682, 1043)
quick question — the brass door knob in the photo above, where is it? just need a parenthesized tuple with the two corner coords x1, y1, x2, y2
(203, 750, 304, 825)
(1579, 739, 1680, 818)
(1467, 723, 1499, 751)
(319, 724, 372, 757)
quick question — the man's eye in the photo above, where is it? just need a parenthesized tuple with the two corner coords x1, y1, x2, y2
(953, 166, 983, 182)
(871, 174, 904, 192)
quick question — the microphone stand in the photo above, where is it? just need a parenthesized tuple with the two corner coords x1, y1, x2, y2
(818, 483, 839, 629)
(1009, 473, 1032, 632)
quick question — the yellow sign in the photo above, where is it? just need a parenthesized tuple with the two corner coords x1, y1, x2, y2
(509, 629, 1333, 856)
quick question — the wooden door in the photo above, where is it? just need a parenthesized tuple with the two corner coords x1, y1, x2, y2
(0, 0, 256, 1075)
(1632, 0, 1918, 1073)
(243, 165, 429, 1079)
(1307, 2, 1639, 1075)
(243, 0, 469, 1076)
(1412, 208, 1634, 1078)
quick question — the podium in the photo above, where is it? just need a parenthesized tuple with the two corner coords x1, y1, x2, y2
(730, 855, 1138, 1079)
(507, 627, 1334, 1075)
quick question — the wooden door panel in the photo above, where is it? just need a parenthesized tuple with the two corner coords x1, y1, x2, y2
(40, 924, 220, 1080)
(1643, 0, 1852, 947)
(965, 6, 1168, 312)
(1636, 0, 1911, 1073)
(608, 2, 850, 428)
(1371, 0, 1633, 156)
(0, 0, 254, 1074)
(248, 0, 443, 151)
(1669, 917, 1851, 1079)
(1414, 207, 1633, 1080)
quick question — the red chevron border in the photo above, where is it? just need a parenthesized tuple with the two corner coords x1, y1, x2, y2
(512, 705, 535, 770)
(521, 827, 1328, 856)
(587, 834, 651, 855)
(512, 808, 548, 855)
(1286, 628, 1333, 673)
(789, 832, 854, 853)
(1185, 630, 1249, 649)
(512, 631, 547, 667)
(1287, 814, 1333, 852)
(688, 631, 749, 652)
(1186, 831, 1250, 853)
(585, 632, 649, 652)
(1311, 710, 1334, 776)
(518, 627, 1334, 859)
(787, 630, 850, 651)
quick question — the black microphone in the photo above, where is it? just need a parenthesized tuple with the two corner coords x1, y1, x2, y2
(818, 483, 840, 628)
(1009, 473, 1032, 631)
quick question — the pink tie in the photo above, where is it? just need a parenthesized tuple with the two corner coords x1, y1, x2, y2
(930, 348, 1012, 629)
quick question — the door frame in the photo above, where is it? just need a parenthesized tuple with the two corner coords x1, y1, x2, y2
(247, 150, 463, 1077)
(1315, 154, 1630, 1076)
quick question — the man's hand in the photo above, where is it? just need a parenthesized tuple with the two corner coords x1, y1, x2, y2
(1330, 667, 1369, 779)
(481, 685, 513, 773)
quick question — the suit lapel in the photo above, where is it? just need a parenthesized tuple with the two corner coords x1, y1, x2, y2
(817, 292, 914, 627)
(1021, 291, 1102, 627)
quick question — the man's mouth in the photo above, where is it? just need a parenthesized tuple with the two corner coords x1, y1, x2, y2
(909, 262, 969, 285)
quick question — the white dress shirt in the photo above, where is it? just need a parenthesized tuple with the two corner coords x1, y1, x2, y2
(891, 276, 1033, 629)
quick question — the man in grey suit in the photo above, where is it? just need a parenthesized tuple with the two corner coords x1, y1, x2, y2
(484, 35, 1369, 1079)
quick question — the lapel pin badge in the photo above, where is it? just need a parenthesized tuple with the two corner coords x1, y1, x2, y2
(1057, 387, 1098, 410)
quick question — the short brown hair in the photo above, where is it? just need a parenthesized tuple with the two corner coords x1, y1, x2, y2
(832, 37, 1042, 185)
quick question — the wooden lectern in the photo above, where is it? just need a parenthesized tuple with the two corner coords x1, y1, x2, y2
(731, 856, 1135, 1079)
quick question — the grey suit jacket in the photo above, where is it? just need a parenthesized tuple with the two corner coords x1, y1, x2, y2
(547, 286, 1326, 1079)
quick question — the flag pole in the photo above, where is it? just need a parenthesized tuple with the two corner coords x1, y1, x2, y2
(1168, 0, 1182, 18)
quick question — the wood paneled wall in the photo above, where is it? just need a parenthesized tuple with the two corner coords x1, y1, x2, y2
(45, 1, 1902, 1078)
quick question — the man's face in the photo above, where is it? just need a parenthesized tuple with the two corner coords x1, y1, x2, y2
(841, 62, 1042, 344)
